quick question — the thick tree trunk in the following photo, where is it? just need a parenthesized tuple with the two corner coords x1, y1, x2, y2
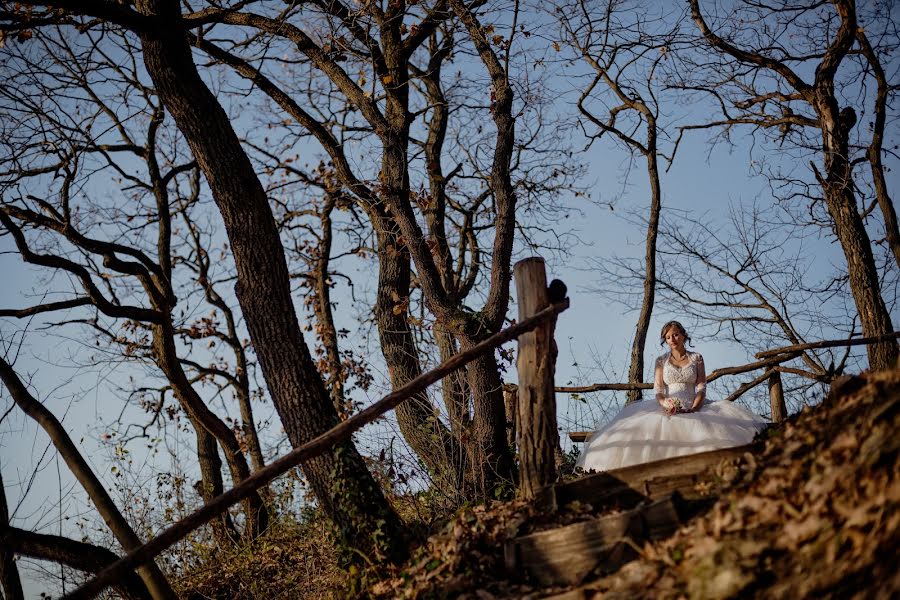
(817, 102, 898, 370)
(461, 348, 517, 497)
(372, 220, 463, 490)
(134, 0, 403, 563)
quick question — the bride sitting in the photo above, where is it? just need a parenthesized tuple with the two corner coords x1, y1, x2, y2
(576, 320, 767, 473)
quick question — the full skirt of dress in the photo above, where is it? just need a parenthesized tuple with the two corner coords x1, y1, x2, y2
(575, 400, 767, 473)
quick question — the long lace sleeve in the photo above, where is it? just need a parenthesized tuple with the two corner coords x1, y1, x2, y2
(653, 356, 665, 400)
(693, 353, 707, 396)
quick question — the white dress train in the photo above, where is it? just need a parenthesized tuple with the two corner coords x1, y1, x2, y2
(576, 352, 767, 473)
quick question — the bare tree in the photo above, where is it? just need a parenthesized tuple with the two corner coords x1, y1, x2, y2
(682, 0, 898, 369)
(173, 0, 578, 497)
(0, 2, 405, 563)
(556, 0, 688, 403)
(0, 27, 269, 543)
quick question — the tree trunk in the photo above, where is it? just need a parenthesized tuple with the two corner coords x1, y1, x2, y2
(462, 349, 517, 497)
(152, 323, 267, 540)
(193, 424, 241, 545)
(436, 328, 470, 435)
(626, 132, 661, 404)
(817, 100, 899, 370)
(856, 29, 900, 271)
(311, 194, 348, 416)
(768, 371, 787, 423)
(0, 470, 24, 600)
(134, 0, 403, 563)
(372, 220, 464, 491)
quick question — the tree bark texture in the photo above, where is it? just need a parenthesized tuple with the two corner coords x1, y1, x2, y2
(514, 257, 560, 499)
(372, 220, 464, 490)
(133, 0, 403, 563)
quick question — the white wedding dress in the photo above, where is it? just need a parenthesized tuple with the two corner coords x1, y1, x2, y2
(576, 352, 767, 472)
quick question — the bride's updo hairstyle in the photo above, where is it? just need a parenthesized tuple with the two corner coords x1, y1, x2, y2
(659, 320, 691, 347)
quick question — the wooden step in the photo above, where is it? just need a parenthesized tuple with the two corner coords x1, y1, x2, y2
(504, 495, 683, 587)
(541, 444, 751, 512)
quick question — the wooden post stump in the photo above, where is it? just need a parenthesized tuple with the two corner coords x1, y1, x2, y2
(768, 371, 787, 423)
(514, 257, 562, 499)
(503, 385, 518, 450)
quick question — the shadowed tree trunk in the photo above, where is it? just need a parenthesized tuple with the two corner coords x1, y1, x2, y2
(0, 470, 25, 600)
(132, 0, 403, 562)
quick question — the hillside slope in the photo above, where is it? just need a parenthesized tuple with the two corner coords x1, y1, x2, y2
(373, 367, 900, 599)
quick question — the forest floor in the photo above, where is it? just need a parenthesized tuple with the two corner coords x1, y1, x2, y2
(368, 365, 900, 599)
(177, 365, 899, 599)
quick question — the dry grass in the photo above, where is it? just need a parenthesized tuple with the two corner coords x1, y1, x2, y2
(172, 513, 344, 600)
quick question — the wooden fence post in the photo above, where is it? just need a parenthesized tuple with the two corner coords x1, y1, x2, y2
(514, 257, 561, 499)
(768, 371, 787, 423)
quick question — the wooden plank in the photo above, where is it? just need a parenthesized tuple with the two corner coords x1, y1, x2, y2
(553, 445, 751, 510)
(506, 497, 680, 587)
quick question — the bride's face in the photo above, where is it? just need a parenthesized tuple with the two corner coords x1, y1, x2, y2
(665, 327, 686, 351)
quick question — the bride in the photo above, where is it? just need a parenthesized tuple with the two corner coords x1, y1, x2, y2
(576, 320, 767, 473)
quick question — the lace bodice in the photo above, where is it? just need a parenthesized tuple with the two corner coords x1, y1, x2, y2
(653, 352, 706, 403)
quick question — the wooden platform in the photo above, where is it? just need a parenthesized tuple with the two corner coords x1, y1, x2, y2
(551, 445, 750, 509)
(505, 445, 753, 587)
